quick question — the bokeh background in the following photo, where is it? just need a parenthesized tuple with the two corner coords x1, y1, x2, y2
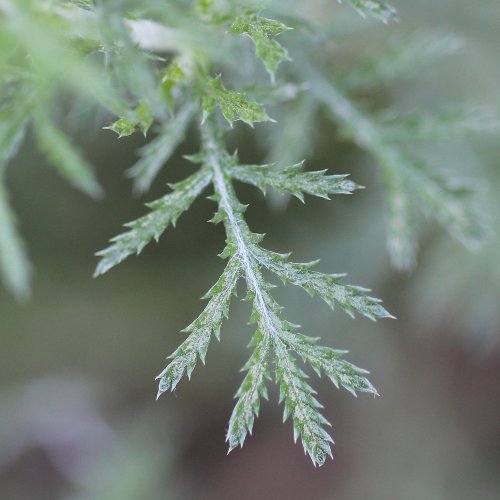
(1, 1, 500, 498)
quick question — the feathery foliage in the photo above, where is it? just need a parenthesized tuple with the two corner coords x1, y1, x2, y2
(127, 103, 196, 194)
(0, 0, 493, 466)
(94, 167, 212, 276)
(202, 75, 271, 126)
(229, 11, 291, 79)
(33, 110, 104, 199)
(149, 117, 390, 465)
(298, 53, 491, 270)
(229, 162, 360, 201)
(344, 0, 397, 23)
(0, 179, 31, 299)
(157, 254, 243, 394)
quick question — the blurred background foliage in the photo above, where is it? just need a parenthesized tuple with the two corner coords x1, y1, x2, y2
(1, 0, 500, 498)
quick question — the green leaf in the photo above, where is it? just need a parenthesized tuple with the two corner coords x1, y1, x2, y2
(106, 102, 154, 138)
(194, 0, 230, 23)
(407, 161, 486, 251)
(265, 94, 317, 166)
(94, 167, 212, 276)
(160, 59, 186, 111)
(229, 12, 291, 79)
(105, 117, 137, 138)
(135, 101, 154, 136)
(279, 330, 378, 396)
(256, 249, 393, 320)
(273, 336, 333, 467)
(229, 162, 360, 202)
(337, 33, 463, 91)
(200, 117, 385, 466)
(157, 256, 242, 395)
(33, 112, 103, 199)
(0, 82, 37, 164)
(379, 151, 484, 268)
(195, 0, 215, 17)
(128, 103, 196, 194)
(202, 75, 271, 127)
(227, 329, 271, 450)
(203, 119, 332, 464)
(383, 168, 419, 271)
(1, 3, 125, 115)
(343, 0, 397, 23)
(378, 107, 500, 142)
(303, 62, 487, 270)
(0, 180, 31, 299)
(96, 5, 161, 114)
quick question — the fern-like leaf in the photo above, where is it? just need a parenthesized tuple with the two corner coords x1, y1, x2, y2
(229, 162, 360, 202)
(0, 81, 37, 165)
(378, 107, 500, 142)
(0, 180, 31, 299)
(229, 12, 291, 80)
(256, 249, 393, 320)
(156, 255, 242, 395)
(227, 329, 271, 450)
(94, 167, 212, 276)
(279, 330, 378, 396)
(303, 61, 486, 270)
(338, 32, 462, 91)
(33, 112, 103, 199)
(7, 0, 479, 469)
(202, 75, 272, 126)
(127, 103, 196, 194)
(274, 336, 333, 466)
(191, 117, 387, 465)
(343, 0, 397, 23)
